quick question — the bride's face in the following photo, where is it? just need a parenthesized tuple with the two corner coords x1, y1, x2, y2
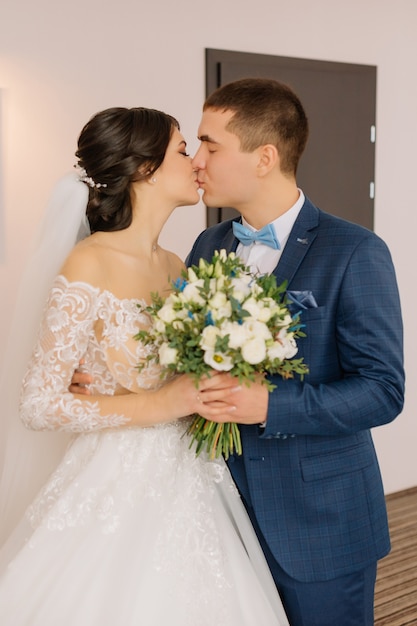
(154, 128, 200, 207)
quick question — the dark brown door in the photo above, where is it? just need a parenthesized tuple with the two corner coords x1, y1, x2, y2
(205, 49, 376, 231)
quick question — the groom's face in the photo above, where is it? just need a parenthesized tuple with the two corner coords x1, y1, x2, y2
(193, 109, 259, 213)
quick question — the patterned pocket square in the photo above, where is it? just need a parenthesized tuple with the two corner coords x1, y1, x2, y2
(287, 290, 318, 309)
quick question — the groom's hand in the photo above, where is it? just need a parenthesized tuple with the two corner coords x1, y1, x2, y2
(69, 359, 92, 395)
(200, 374, 269, 425)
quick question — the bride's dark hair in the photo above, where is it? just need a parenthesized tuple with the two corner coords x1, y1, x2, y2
(75, 107, 179, 233)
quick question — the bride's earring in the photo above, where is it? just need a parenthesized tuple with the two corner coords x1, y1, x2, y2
(151, 177, 157, 184)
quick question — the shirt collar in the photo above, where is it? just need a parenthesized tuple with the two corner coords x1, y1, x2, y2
(241, 189, 305, 247)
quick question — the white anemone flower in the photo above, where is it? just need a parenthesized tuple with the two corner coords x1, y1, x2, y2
(203, 349, 234, 371)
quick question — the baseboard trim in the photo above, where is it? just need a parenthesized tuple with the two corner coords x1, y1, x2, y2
(385, 485, 417, 501)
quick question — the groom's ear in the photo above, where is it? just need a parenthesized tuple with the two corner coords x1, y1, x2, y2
(255, 144, 278, 177)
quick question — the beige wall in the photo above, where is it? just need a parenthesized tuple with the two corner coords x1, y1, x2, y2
(1, 0, 416, 493)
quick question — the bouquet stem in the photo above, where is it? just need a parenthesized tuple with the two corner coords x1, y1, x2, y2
(186, 416, 242, 460)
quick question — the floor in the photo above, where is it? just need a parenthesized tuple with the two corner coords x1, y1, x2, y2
(374, 487, 417, 625)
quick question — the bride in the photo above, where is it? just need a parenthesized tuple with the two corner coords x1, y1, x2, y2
(0, 106, 289, 625)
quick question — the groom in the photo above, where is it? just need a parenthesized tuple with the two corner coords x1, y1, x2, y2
(186, 78, 404, 625)
(72, 78, 404, 625)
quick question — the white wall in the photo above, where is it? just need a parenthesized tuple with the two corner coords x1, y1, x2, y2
(1, 0, 415, 494)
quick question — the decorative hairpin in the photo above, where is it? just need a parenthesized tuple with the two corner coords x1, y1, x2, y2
(75, 165, 107, 189)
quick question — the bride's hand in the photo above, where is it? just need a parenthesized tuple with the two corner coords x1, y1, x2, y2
(197, 372, 241, 409)
(69, 359, 92, 395)
(161, 372, 240, 421)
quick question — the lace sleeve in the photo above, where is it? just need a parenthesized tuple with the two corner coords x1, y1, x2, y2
(19, 276, 130, 432)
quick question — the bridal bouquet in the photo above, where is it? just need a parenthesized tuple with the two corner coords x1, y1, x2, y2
(136, 250, 308, 459)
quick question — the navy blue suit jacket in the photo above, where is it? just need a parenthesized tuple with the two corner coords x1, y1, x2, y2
(186, 197, 405, 583)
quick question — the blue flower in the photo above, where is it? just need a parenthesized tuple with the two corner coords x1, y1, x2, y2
(173, 277, 188, 292)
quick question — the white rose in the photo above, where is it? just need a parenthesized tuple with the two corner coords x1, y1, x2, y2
(157, 303, 177, 323)
(167, 293, 180, 305)
(175, 307, 189, 320)
(181, 280, 205, 305)
(243, 319, 272, 341)
(209, 291, 228, 309)
(250, 282, 264, 296)
(203, 349, 234, 371)
(211, 301, 232, 321)
(276, 326, 297, 347)
(230, 275, 252, 302)
(154, 318, 166, 333)
(242, 297, 264, 320)
(221, 321, 251, 349)
(158, 343, 178, 366)
(241, 337, 267, 364)
(257, 307, 272, 323)
(268, 334, 298, 360)
(263, 297, 281, 316)
(200, 325, 220, 350)
(281, 334, 298, 359)
(267, 341, 287, 361)
(281, 313, 294, 328)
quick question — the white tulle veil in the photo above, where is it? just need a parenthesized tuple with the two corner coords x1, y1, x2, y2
(0, 171, 90, 548)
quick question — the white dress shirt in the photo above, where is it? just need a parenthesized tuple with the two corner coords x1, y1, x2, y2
(236, 190, 305, 275)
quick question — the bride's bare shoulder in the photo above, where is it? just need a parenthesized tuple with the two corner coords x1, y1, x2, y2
(164, 249, 186, 277)
(59, 236, 106, 286)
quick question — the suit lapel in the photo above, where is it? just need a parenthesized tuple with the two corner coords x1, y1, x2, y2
(221, 219, 240, 254)
(272, 199, 319, 286)
(215, 202, 319, 285)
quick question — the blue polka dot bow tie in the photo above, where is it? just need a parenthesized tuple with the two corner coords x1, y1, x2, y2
(232, 221, 280, 250)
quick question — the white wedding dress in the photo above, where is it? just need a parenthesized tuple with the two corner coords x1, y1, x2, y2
(0, 275, 289, 626)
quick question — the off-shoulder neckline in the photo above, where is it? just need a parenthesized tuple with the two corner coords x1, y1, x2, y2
(54, 274, 149, 307)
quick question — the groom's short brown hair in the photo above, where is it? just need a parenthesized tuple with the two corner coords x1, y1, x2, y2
(204, 77, 309, 175)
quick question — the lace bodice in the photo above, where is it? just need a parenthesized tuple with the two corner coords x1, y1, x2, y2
(20, 275, 162, 432)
